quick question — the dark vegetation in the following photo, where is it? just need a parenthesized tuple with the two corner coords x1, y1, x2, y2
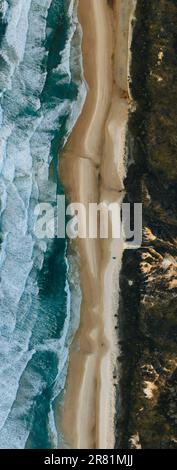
(115, 0, 177, 449)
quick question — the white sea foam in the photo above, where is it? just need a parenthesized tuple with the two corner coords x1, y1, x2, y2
(0, 0, 86, 449)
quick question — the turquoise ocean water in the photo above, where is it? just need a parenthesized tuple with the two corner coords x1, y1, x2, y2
(0, 0, 86, 448)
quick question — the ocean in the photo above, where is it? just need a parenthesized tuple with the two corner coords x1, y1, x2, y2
(0, 0, 86, 448)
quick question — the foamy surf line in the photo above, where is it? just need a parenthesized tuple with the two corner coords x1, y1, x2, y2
(0, 0, 86, 449)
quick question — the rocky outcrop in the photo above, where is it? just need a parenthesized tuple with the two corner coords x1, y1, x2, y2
(116, 0, 177, 449)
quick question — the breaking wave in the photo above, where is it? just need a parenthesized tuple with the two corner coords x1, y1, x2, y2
(0, 0, 86, 448)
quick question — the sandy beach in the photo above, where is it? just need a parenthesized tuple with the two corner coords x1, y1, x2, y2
(59, 0, 136, 449)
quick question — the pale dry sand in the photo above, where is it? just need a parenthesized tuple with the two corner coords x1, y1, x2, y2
(59, 0, 136, 449)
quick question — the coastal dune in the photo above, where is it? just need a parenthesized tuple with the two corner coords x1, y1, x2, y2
(59, 0, 136, 449)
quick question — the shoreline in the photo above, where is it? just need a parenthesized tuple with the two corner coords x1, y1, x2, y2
(59, 0, 135, 449)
